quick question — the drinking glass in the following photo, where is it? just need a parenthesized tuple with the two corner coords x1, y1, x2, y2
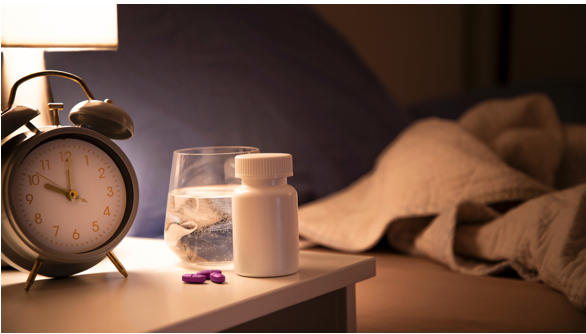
(165, 146, 259, 267)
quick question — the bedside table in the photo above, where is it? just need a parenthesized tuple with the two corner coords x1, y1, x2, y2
(2, 237, 375, 332)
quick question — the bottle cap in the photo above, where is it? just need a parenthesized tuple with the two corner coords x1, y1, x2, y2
(235, 153, 293, 179)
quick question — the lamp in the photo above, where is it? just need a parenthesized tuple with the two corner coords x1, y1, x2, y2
(1, 4, 118, 127)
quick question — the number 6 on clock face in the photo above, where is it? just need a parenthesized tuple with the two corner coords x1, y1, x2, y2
(10, 138, 127, 253)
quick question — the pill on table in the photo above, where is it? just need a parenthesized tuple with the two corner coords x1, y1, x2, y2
(210, 269, 222, 275)
(196, 270, 211, 279)
(182, 274, 206, 283)
(210, 273, 225, 283)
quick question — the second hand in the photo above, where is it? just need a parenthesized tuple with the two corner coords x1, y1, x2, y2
(35, 172, 60, 187)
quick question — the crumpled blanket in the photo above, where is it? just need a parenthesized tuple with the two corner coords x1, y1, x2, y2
(298, 94, 586, 311)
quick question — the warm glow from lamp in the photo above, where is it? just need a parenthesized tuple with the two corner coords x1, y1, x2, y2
(1, 4, 118, 126)
(1, 4, 117, 50)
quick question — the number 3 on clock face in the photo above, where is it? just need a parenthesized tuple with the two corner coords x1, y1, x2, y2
(10, 138, 127, 253)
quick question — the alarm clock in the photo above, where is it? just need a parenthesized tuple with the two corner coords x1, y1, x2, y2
(1, 70, 139, 290)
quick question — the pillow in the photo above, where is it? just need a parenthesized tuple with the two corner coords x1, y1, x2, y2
(45, 5, 411, 237)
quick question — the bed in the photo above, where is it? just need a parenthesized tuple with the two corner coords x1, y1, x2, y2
(45, 5, 586, 332)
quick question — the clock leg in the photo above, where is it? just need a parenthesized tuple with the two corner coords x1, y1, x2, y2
(107, 251, 128, 278)
(24, 256, 44, 291)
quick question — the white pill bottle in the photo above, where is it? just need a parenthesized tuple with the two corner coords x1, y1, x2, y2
(233, 153, 299, 277)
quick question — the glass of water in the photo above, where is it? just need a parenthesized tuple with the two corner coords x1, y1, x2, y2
(165, 146, 259, 267)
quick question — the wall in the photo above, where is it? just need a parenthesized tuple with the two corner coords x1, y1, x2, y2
(311, 4, 463, 106)
(510, 5, 586, 84)
(311, 4, 586, 107)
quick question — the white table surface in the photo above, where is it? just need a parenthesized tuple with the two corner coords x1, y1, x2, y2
(2, 237, 375, 332)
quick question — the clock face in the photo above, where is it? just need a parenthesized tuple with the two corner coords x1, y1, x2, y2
(9, 138, 127, 253)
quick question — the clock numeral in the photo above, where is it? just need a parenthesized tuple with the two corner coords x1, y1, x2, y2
(107, 186, 114, 197)
(53, 226, 59, 236)
(26, 194, 33, 205)
(98, 168, 106, 178)
(40, 159, 50, 170)
(72, 229, 80, 240)
(84, 155, 89, 166)
(104, 206, 110, 216)
(92, 221, 100, 232)
(27, 174, 40, 186)
(59, 151, 71, 162)
(34, 213, 42, 224)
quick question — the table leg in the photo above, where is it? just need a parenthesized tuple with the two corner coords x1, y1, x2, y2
(346, 284, 357, 333)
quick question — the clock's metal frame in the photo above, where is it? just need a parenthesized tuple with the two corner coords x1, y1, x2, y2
(1, 125, 139, 279)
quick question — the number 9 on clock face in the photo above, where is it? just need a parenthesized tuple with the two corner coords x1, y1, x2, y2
(10, 138, 127, 253)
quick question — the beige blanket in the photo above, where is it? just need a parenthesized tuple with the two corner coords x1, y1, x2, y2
(298, 94, 586, 311)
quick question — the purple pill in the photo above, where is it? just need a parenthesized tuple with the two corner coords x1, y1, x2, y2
(210, 269, 222, 275)
(182, 274, 206, 284)
(210, 273, 225, 283)
(197, 270, 211, 279)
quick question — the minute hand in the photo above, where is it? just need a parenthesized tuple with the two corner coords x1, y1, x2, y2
(67, 157, 76, 203)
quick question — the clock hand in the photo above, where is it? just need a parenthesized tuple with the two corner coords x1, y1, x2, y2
(44, 183, 88, 203)
(38, 171, 85, 202)
(37, 171, 74, 200)
(44, 183, 71, 200)
(67, 157, 76, 203)
(35, 172, 60, 187)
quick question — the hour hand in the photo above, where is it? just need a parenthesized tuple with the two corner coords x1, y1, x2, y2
(44, 183, 70, 200)
(44, 183, 87, 203)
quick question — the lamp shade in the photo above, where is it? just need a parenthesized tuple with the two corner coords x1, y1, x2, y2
(1, 4, 117, 50)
